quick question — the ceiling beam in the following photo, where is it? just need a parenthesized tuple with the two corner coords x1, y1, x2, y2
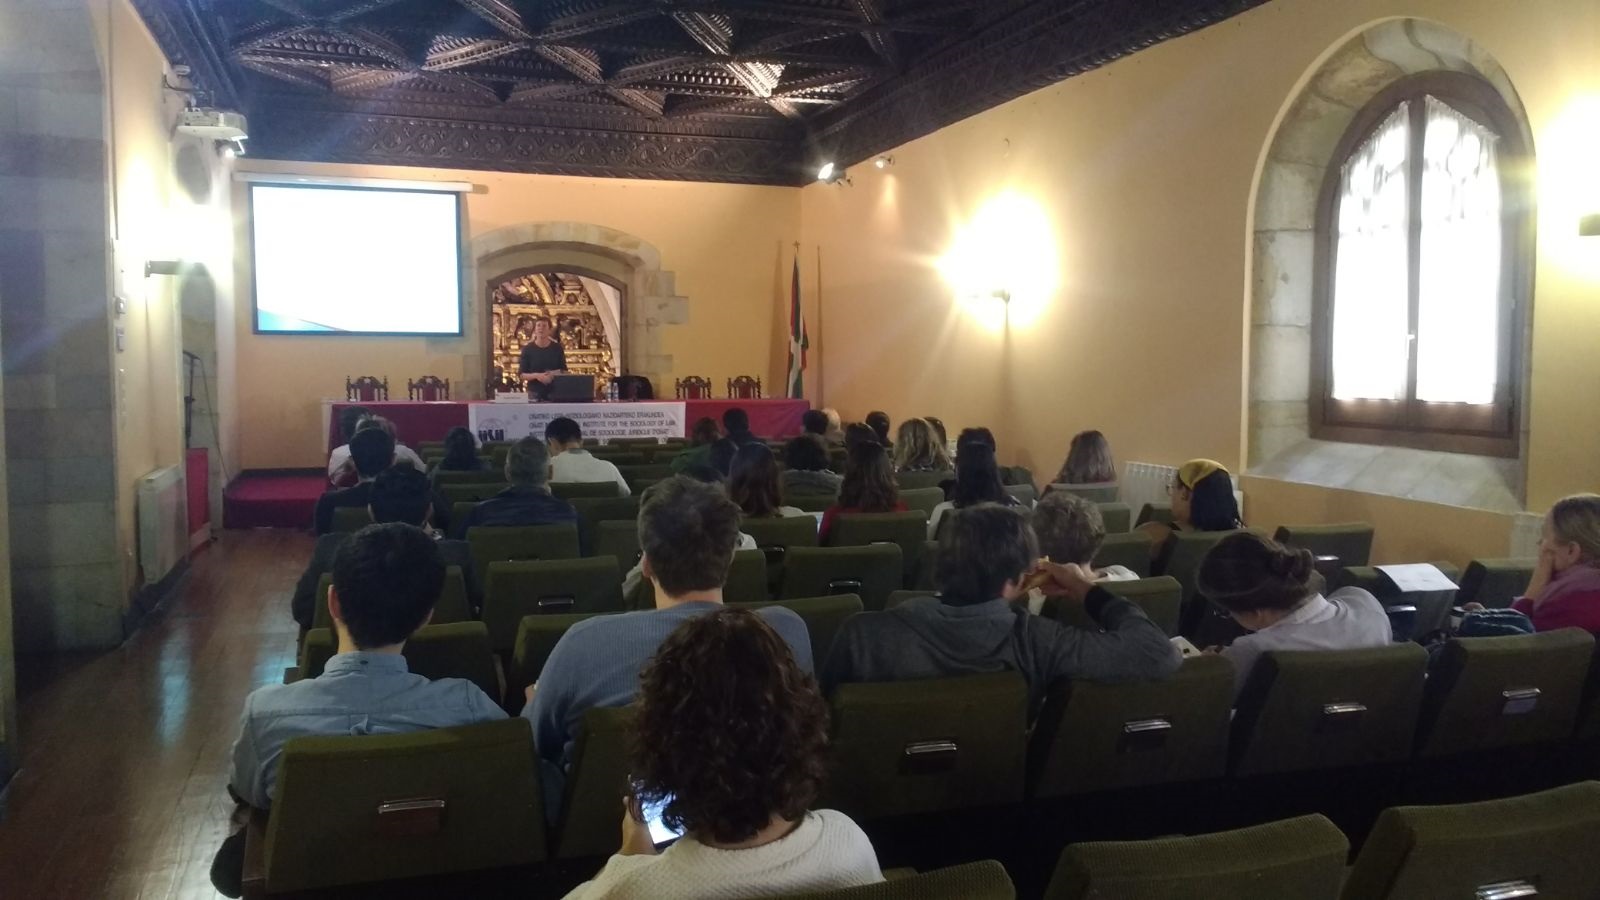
(851, 0, 901, 70)
(423, 37, 527, 72)
(454, 0, 533, 40)
(330, 25, 417, 69)
(671, 0, 963, 34)
(539, 4, 660, 42)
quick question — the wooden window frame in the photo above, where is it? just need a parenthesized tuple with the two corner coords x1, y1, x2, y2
(1310, 73, 1532, 458)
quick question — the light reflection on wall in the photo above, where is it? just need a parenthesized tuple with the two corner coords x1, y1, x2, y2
(939, 191, 1060, 331)
(1539, 95, 1600, 281)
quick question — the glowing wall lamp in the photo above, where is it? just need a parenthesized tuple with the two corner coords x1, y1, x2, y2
(939, 191, 1059, 330)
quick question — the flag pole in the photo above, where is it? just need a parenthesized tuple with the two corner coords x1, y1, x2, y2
(813, 242, 823, 409)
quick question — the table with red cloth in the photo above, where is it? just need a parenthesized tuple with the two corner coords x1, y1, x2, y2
(324, 398, 810, 453)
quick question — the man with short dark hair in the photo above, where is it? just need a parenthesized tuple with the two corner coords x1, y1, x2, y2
(292, 467, 479, 628)
(450, 436, 578, 538)
(801, 409, 829, 437)
(866, 411, 893, 449)
(313, 427, 393, 535)
(721, 407, 757, 447)
(525, 476, 811, 798)
(821, 503, 1178, 709)
(546, 417, 629, 496)
(233, 524, 506, 809)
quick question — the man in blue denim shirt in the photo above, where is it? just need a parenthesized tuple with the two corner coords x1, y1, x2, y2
(230, 523, 508, 809)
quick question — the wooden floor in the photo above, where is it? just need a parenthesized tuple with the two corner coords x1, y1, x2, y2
(0, 530, 310, 899)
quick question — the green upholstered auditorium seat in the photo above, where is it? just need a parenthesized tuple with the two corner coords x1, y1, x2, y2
(1091, 531, 1154, 579)
(507, 612, 607, 702)
(626, 549, 769, 610)
(731, 594, 863, 668)
(312, 566, 470, 632)
(1457, 558, 1537, 609)
(553, 706, 636, 859)
(1043, 576, 1183, 637)
(1003, 483, 1038, 507)
(1342, 782, 1600, 900)
(742, 514, 822, 592)
(330, 506, 371, 533)
(788, 491, 838, 512)
(822, 673, 1027, 821)
(1156, 527, 1252, 635)
(1134, 501, 1173, 527)
(826, 511, 930, 588)
(550, 480, 621, 500)
(1414, 629, 1595, 759)
(465, 523, 582, 587)
(1043, 814, 1347, 900)
(780, 544, 903, 612)
(591, 520, 641, 570)
(298, 621, 501, 703)
(1096, 502, 1132, 533)
(1273, 522, 1376, 568)
(1028, 654, 1233, 799)
(774, 860, 1015, 899)
(899, 486, 946, 517)
(896, 470, 953, 492)
(243, 718, 545, 894)
(1046, 482, 1120, 504)
(432, 469, 503, 485)
(568, 496, 640, 554)
(1230, 643, 1428, 777)
(614, 464, 673, 491)
(481, 557, 625, 652)
(438, 481, 509, 504)
(913, 540, 940, 590)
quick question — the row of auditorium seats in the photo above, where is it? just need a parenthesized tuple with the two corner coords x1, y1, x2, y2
(239, 691, 1600, 897)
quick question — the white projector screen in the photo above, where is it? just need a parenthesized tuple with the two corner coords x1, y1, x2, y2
(250, 183, 463, 335)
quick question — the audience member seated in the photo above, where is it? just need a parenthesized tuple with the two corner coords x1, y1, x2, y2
(801, 409, 830, 438)
(1197, 532, 1390, 697)
(821, 504, 1179, 708)
(547, 417, 630, 496)
(924, 416, 948, 447)
(819, 441, 907, 541)
(314, 428, 408, 535)
(821, 408, 844, 444)
(893, 417, 952, 473)
(865, 411, 893, 449)
(432, 426, 488, 480)
(842, 422, 877, 452)
(723, 407, 759, 447)
(730, 444, 806, 519)
(620, 470, 758, 601)
(670, 417, 721, 474)
(324, 404, 370, 485)
(330, 415, 425, 486)
(1137, 458, 1243, 552)
(526, 477, 812, 798)
(1501, 493, 1600, 633)
(1052, 429, 1117, 485)
(564, 609, 881, 898)
(709, 437, 740, 477)
(782, 435, 842, 495)
(212, 524, 507, 895)
(1025, 493, 1139, 615)
(450, 437, 578, 538)
(928, 438, 1018, 538)
(294, 467, 478, 629)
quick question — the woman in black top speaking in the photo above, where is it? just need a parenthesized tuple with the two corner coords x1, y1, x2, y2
(519, 316, 566, 400)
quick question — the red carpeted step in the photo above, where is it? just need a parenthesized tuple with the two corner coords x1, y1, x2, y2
(223, 473, 327, 530)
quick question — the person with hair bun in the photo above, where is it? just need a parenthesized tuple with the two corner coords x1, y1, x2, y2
(1197, 532, 1390, 697)
(819, 441, 905, 542)
(1504, 493, 1600, 633)
(1138, 458, 1243, 557)
(564, 608, 881, 898)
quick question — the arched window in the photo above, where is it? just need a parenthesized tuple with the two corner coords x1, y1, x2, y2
(1311, 73, 1530, 457)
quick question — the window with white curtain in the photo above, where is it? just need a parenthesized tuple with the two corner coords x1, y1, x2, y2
(1315, 75, 1524, 456)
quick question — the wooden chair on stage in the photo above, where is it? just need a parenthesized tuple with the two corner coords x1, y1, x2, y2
(408, 375, 450, 401)
(727, 375, 762, 399)
(345, 375, 388, 402)
(675, 376, 712, 399)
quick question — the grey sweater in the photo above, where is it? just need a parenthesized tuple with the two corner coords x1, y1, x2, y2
(820, 588, 1180, 711)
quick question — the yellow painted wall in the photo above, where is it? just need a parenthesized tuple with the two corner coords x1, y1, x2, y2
(800, 0, 1600, 564)
(229, 159, 801, 469)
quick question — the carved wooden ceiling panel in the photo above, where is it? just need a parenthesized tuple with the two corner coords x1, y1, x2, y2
(133, 0, 1269, 184)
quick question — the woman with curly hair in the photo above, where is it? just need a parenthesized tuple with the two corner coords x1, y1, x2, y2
(565, 608, 882, 898)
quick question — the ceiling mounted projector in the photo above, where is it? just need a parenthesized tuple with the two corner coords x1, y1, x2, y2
(177, 108, 248, 141)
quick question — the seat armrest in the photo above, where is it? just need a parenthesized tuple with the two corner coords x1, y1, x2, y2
(240, 808, 269, 899)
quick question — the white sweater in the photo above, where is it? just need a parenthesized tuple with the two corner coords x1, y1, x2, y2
(563, 810, 882, 900)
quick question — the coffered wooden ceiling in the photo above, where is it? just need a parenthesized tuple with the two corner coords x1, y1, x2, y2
(135, 0, 1269, 184)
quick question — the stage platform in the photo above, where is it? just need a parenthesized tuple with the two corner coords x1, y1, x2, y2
(324, 398, 809, 452)
(223, 471, 325, 530)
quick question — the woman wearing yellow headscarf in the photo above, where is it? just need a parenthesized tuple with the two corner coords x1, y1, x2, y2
(1136, 459, 1244, 552)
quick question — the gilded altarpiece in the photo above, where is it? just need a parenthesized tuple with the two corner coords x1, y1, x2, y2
(489, 273, 619, 396)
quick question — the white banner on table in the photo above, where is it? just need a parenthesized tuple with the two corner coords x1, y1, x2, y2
(467, 402, 686, 443)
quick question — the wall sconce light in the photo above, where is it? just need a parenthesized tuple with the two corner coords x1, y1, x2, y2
(816, 161, 849, 185)
(1581, 213, 1600, 237)
(873, 155, 894, 170)
(145, 259, 182, 277)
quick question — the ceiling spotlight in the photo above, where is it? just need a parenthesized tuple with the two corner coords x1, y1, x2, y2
(873, 155, 894, 169)
(816, 162, 837, 182)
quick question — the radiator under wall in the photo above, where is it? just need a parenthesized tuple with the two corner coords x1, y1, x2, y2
(137, 464, 189, 586)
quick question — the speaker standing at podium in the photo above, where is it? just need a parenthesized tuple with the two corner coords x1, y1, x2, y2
(519, 316, 566, 400)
